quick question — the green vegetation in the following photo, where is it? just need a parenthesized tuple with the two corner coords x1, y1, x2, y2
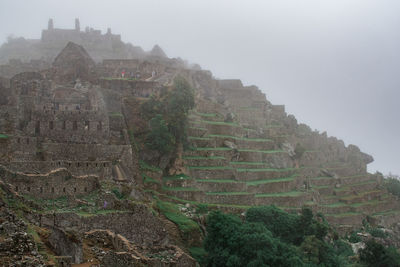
(206, 191, 250, 196)
(183, 155, 225, 160)
(255, 191, 305, 198)
(359, 239, 400, 267)
(197, 179, 237, 183)
(238, 149, 285, 154)
(187, 166, 233, 170)
(139, 160, 161, 172)
(0, 133, 9, 139)
(162, 186, 200, 192)
(156, 200, 199, 233)
(109, 112, 124, 117)
(246, 177, 294, 186)
(384, 175, 400, 198)
(145, 114, 175, 153)
(203, 206, 353, 266)
(141, 76, 195, 152)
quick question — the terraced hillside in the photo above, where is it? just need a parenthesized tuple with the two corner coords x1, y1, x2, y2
(145, 78, 400, 233)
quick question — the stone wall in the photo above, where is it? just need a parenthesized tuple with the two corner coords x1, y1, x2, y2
(99, 79, 158, 98)
(0, 165, 100, 199)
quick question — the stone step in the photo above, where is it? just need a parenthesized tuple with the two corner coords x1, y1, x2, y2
(237, 150, 292, 166)
(195, 180, 247, 192)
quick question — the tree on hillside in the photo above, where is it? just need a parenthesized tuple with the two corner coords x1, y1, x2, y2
(165, 76, 195, 145)
(145, 114, 175, 153)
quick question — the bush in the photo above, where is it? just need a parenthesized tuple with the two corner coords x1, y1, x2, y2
(359, 239, 400, 267)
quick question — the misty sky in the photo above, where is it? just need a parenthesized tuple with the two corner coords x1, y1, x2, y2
(1, 0, 399, 175)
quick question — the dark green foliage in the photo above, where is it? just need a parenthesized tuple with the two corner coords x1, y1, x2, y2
(385, 176, 400, 198)
(165, 76, 195, 145)
(348, 230, 362, 243)
(204, 211, 304, 267)
(145, 114, 175, 153)
(245, 205, 298, 244)
(359, 239, 400, 267)
(370, 227, 387, 238)
(293, 143, 306, 159)
(111, 188, 124, 199)
(140, 76, 195, 153)
(203, 206, 353, 267)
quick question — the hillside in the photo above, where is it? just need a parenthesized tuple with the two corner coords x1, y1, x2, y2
(0, 22, 399, 266)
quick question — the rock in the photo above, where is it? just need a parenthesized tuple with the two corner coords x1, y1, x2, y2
(48, 227, 83, 264)
(223, 140, 237, 150)
(281, 142, 296, 157)
(351, 242, 365, 254)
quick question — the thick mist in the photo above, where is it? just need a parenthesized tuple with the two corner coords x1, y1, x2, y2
(1, 0, 399, 174)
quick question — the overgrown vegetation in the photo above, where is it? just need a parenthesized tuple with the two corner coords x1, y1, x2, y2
(203, 206, 352, 266)
(384, 174, 400, 198)
(141, 76, 195, 152)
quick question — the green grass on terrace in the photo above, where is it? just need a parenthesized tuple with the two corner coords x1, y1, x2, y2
(206, 191, 252, 196)
(237, 167, 295, 172)
(372, 210, 400, 216)
(255, 191, 305, 198)
(321, 202, 347, 208)
(310, 176, 333, 180)
(230, 161, 266, 166)
(349, 200, 387, 208)
(201, 120, 240, 126)
(246, 177, 294, 186)
(238, 149, 285, 154)
(194, 147, 232, 151)
(162, 186, 200, 192)
(109, 112, 124, 117)
(207, 134, 273, 142)
(187, 166, 233, 170)
(156, 200, 200, 233)
(197, 179, 238, 183)
(183, 156, 226, 160)
(0, 134, 9, 139)
(188, 136, 212, 140)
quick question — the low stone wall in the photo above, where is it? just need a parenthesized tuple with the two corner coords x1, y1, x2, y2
(247, 180, 296, 194)
(41, 206, 168, 246)
(189, 169, 237, 180)
(237, 169, 296, 181)
(0, 165, 100, 199)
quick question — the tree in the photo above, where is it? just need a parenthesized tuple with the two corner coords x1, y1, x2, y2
(145, 114, 175, 153)
(165, 76, 195, 145)
(359, 239, 400, 267)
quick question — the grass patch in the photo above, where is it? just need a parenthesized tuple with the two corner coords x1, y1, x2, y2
(0, 133, 9, 139)
(190, 246, 207, 263)
(188, 126, 208, 131)
(187, 166, 233, 170)
(188, 136, 212, 141)
(197, 179, 238, 183)
(109, 112, 124, 117)
(194, 147, 232, 151)
(139, 160, 162, 172)
(207, 134, 272, 142)
(229, 161, 266, 166)
(183, 156, 226, 160)
(236, 167, 295, 172)
(255, 191, 305, 198)
(156, 200, 200, 233)
(246, 177, 294, 186)
(206, 191, 251, 196)
(238, 149, 285, 154)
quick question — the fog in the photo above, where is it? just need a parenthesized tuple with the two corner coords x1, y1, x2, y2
(1, 0, 399, 175)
